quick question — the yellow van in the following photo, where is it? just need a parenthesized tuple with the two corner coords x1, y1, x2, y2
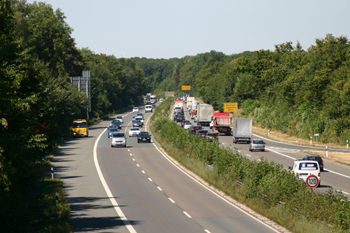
(72, 119, 88, 137)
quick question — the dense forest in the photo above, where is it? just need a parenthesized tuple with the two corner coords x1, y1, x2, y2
(133, 35, 350, 144)
(0, 1, 145, 230)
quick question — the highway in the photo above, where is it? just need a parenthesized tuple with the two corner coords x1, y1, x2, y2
(54, 105, 286, 232)
(181, 108, 350, 199)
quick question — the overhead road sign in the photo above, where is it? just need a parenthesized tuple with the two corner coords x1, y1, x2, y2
(224, 103, 238, 113)
(182, 85, 191, 91)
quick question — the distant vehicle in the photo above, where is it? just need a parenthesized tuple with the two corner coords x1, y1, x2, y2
(197, 104, 214, 126)
(233, 118, 252, 144)
(116, 116, 123, 124)
(111, 132, 127, 147)
(289, 160, 321, 187)
(137, 131, 151, 143)
(175, 115, 185, 122)
(249, 139, 265, 152)
(196, 130, 209, 137)
(132, 115, 138, 121)
(206, 132, 219, 142)
(152, 104, 156, 109)
(137, 113, 144, 119)
(181, 120, 190, 127)
(107, 127, 119, 138)
(72, 119, 88, 137)
(183, 121, 193, 130)
(213, 112, 232, 135)
(133, 107, 139, 113)
(150, 94, 157, 104)
(129, 127, 141, 137)
(133, 120, 143, 128)
(145, 105, 152, 113)
(134, 116, 144, 124)
(302, 155, 324, 171)
(110, 120, 122, 129)
(190, 126, 203, 134)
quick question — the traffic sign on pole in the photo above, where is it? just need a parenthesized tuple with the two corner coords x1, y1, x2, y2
(161, 109, 165, 114)
(306, 175, 319, 188)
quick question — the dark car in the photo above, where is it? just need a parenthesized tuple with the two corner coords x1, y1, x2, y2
(137, 131, 152, 143)
(152, 104, 156, 109)
(196, 130, 208, 137)
(175, 115, 185, 122)
(111, 121, 122, 129)
(133, 120, 143, 128)
(302, 155, 324, 171)
(206, 132, 218, 142)
(189, 125, 203, 134)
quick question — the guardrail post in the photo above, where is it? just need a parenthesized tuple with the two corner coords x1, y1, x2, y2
(347, 140, 348, 149)
(326, 146, 328, 157)
(268, 129, 270, 137)
(51, 167, 54, 179)
(310, 136, 312, 145)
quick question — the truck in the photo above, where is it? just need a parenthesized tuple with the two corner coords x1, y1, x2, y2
(232, 118, 252, 144)
(174, 99, 183, 110)
(72, 119, 88, 137)
(146, 93, 152, 103)
(197, 104, 213, 126)
(150, 94, 157, 104)
(213, 112, 232, 135)
(190, 100, 199, 118)
(186, 97, 195, 109)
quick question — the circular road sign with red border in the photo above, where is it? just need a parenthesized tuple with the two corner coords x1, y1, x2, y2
(161, 109, 165, 114)
(306, 175, 319, 188)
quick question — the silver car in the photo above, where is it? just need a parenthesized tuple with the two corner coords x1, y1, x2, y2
(249, 139, 265, 152)
(111, 132, 127, 147)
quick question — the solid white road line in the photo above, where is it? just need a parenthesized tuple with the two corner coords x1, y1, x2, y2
(94, 128, 137, 233)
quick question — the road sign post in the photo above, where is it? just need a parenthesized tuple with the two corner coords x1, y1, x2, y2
(306, 175, 319, 188)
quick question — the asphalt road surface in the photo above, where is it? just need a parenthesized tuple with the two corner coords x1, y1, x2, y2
(55, 105, 286, 232)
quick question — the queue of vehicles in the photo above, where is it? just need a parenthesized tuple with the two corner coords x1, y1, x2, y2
(174, 96, 324, 188)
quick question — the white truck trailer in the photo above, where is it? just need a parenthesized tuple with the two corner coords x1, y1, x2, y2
(232, 118, 252, 144)
(197, 104, 213, 126)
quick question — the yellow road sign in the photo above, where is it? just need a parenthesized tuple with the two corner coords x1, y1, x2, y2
(224, 103, 238, 112)
(182, 85, 191, 91)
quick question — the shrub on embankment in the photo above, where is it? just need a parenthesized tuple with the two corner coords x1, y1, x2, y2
(150, 98, 350, 232)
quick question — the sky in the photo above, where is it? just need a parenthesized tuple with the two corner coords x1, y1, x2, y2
(26, 0, 350, 59)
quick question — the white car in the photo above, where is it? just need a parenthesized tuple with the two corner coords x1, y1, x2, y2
(145, 105, 152, 113)
(129, 127, 141, 137)
(116, 116, 123, 124)
(183, 122, 193, 130)
(111, 132, 127, 147)
(133, 107, 139, 113)
(209, 121, 213, 129)
(289, 160, 321, 187)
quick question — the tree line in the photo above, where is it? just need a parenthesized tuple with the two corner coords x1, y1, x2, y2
(0, 1, 145, 230)
(134, 35, 350, 144)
